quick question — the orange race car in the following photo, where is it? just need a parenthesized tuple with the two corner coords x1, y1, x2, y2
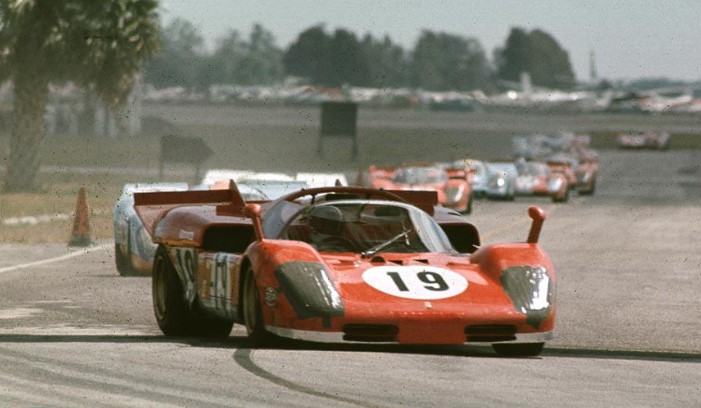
(358, 164, 473, 214)
(134, 182, 556, 356)
(514, 160, 570, 202)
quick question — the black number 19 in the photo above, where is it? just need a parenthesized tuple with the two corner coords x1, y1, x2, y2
(386, 271, 449, 292)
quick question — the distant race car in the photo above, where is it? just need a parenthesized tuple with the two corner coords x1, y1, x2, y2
(113, 182, 188, 276)
(617, 132, 670, 150)
(200, 169, 348, 199)
(134, 182, 556, 356)
(545, 156, 578, 194)
(360, 164, 473, 213)
(574, 150, 599, 195)
(463, 159, 488, 198)
(514, 160, 569, 202)
(484, 162, 518, 200)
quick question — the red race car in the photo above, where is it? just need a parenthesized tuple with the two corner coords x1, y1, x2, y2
(134, 182, 555, 356)
(514, 160, 569, 202)
(358, 164, 473, 214)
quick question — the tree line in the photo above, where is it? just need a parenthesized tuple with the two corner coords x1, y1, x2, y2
(145, 19, 576, 93)
(0, 2, 574, 193)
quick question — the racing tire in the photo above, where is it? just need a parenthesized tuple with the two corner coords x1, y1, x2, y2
(579, 179, 596, 196)
(115, 224, 137, 276)
(242, 268, 274, 345)
(492, 342, 544, 357)
(114, 243, 133, 276)
(552, 187, 570, 203)
(152, 246, 195, 336)
(463, 193, 473, 215)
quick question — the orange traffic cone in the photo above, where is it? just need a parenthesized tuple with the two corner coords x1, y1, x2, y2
(68, 187, 94, 247)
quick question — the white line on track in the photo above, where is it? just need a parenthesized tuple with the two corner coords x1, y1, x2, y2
(0, 243, 111, 275)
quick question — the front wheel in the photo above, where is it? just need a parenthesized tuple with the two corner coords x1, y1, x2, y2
(493, 342, 544, 357)
(552, 187, 570, 203)
(579, 178, 596, 196)
(242, 269, 274, 345)
(115, 243, 133, 276)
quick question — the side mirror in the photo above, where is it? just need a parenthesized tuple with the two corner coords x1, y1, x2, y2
(527, 206, 546, 244)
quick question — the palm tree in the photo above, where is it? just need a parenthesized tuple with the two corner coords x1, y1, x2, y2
(0, 0, 159, 192)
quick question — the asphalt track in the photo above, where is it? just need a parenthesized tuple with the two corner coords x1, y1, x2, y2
(0, 148, 699, 406)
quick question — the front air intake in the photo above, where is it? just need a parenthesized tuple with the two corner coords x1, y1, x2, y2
(343, 324, 398, 342)
(465, 325, 517, 342)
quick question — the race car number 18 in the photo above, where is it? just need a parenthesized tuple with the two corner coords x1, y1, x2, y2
(362, 266, 468, 300)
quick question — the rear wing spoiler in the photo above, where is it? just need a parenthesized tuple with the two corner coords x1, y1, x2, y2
(444, 167, 471, 179)
(133, 180, 253, 237)
(386, 189, 438, 215)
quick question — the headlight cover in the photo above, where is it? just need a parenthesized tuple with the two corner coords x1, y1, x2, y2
(275, 261, 345, 326)
(500, 266, 553, 329)
(548, 177, 563, 192)
(445, 185, 464, 204)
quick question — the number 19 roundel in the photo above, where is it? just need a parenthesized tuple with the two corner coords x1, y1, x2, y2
(362, 266, 468, 300)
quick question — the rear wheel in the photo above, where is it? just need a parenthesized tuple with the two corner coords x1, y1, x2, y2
(152, 247, 195, 336)
(463, 193, 473, 214)
(242, 268, 273, 345)
(115, 224, 136, 276)
(493, 342, 544, 357)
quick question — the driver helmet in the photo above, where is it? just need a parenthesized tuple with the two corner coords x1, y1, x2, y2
(309, 205, 343, 236)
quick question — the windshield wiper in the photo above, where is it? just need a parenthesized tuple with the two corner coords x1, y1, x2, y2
(361, 228, 414, 258)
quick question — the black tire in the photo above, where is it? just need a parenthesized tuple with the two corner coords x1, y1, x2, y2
(463, 193, 473, 214)
(242, 268, 273, 345)
(114, 243, 132, 276)
(552, 187, 570, 203)
(579, 179, 596, 196)
(493, 342, 544, 357)
(152, 246, 195, 336)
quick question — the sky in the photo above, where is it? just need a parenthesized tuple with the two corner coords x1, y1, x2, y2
(161, 0, 701, 82)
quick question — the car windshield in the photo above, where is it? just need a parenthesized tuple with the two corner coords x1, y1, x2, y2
(487, 163, 517, 176)
(392, 167, 448, 184)
(279, 201, 454, 254)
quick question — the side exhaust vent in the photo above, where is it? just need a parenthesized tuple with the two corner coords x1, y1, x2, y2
(343, 324, 398, 342)
(465, 325, 517, 342)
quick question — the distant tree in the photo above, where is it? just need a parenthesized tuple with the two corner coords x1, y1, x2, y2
(0, 0, 159, 192)
(284, 25, 330, 85)
(495, 27, 575, 89)
(327, 28, 370, 87)
(361, 34, 408, 88)
(411, 30, 490, 91)
(235, 24, 284, 85)
(144, 17, 204, 90)
(200, 29, 246, 87)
